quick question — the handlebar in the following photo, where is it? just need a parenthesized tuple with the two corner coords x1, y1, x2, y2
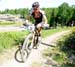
(23, 23, 49, 32)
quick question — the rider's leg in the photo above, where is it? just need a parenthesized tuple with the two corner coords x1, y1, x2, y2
(36, 23, 43, 36)
(37, 27, 42, 43)
(37, 27, 42, 36)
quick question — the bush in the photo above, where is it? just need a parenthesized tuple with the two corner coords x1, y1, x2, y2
(55, 28, 75, 66)
(57, 28, 75, 54)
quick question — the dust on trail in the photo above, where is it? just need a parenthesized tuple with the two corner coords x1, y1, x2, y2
(0, 30, 70, 67)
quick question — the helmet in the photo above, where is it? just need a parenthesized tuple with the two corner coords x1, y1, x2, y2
(32, 2, 40, 8)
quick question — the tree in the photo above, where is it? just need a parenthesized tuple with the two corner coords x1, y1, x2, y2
(57, 2, 69, 27)
(71, 5, 75, 25)
(49, 9, 56, 28)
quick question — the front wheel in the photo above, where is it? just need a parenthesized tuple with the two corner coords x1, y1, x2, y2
(15, 48, 28, 63)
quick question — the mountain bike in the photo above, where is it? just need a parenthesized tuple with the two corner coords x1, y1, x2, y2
(15, 24, 42, 63)
(23, 25, 41, 51)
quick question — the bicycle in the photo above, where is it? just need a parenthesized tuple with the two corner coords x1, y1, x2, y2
(15, 24, 42, 63)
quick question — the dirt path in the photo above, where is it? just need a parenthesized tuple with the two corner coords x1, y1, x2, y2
(0, 30, 70, 67)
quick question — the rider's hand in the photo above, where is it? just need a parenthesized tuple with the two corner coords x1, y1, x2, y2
(43, 23, 49, 29)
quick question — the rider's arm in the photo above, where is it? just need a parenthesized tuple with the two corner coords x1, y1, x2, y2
(42, 14, 48, 24)
(27, 15, 32, 22)
(40, 10, 48, 24)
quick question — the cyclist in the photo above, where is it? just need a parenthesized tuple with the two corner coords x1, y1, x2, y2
(28, 2, 48, 48)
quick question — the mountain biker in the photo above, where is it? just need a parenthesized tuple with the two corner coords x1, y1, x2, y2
(29, 2, 48, 34)
(28, 2, 48, 48)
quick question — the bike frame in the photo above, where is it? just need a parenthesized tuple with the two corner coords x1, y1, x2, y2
(20, 25, 40, 60)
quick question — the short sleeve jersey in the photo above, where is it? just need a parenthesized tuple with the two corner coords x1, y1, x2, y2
(30, 9, 45, 25)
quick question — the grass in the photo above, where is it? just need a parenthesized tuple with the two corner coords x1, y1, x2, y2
(0, 26, 74, 65)
(0, 30, 29, 52)
(0, 26, 74, 53)
(42, 27, 75, 67)
(31, 27, 75, 67)
(41, 26, 72, 38)
(0, 21, 23, 26)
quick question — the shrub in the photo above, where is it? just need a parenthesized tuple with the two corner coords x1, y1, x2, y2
(55, 28, 75, 66)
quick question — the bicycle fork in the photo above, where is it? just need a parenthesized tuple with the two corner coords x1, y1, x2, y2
(21, 36, 28, 62)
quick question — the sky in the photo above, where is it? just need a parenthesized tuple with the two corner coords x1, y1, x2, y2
(0, 0, 75, 11)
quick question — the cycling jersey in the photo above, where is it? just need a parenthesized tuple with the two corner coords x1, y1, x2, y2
(30, 9, 45, 25)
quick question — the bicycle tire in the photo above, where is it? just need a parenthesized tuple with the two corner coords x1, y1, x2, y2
(15, 48, 28, 63)
(25, 34, 33, 50)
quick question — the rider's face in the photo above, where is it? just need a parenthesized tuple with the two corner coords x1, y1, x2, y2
(33, 6, 39, 10)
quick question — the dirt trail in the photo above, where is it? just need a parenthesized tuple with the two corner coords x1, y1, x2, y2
(0, 30, 70, 67)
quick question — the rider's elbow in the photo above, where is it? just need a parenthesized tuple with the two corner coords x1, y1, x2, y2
(43, 16, 48, 24)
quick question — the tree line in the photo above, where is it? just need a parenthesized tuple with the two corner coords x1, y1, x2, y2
(0, 2, 75, 28)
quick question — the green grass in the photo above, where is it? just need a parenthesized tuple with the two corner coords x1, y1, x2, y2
(0, 26, 74, 53)
(0, 21, 23, 26)
(0, 30, 29, 52)
(41, 26, 72, 38)
(42, 27, 75, 67)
